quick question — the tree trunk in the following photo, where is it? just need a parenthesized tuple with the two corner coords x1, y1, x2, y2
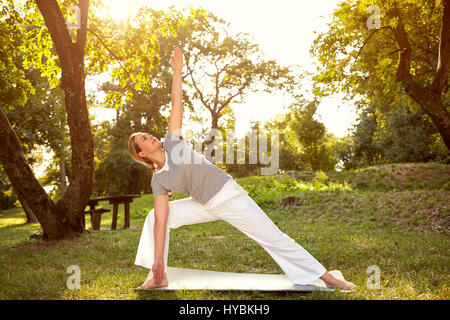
(15, 188, 38, 224)
(36, 0, 94, 235)
(409, 94, 450, 151)
(53, 60, 94, 233)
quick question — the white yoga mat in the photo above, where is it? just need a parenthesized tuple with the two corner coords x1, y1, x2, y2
(140, 267, 347, 292)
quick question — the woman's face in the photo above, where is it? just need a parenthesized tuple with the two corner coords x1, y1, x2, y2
(135, 133, 161, 158)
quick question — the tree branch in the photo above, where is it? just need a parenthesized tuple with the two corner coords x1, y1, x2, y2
(34, 0, 75, 79)
(410, 37, 438, 57)
(355, 26, 391, 60)
(431, 0, 450, 94)
(87, 27, 134, 84)
(387, 6, 430, 104)
(218, 83, 248, 114)
(185, 53, 211, 112)
(388, 8, 413, 83)
(213, 59, 220, 111)
(75, 0, 89, 56)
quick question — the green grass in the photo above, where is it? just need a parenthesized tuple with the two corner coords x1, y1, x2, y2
(0, 162, 449, 300)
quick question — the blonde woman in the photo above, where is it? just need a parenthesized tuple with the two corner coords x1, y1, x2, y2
(128, 47, 357, 291)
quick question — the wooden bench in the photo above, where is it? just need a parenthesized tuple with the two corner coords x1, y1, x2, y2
(83, 208, 111, 230)
(85, 195, 141, 230)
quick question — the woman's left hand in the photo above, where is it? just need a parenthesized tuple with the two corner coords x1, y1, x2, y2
(171, 47, 183, 74)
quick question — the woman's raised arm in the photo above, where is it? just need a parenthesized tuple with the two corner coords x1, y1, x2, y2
(169, 47, 183, 137)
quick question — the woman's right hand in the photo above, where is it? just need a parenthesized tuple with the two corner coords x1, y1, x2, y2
(170, 47, 183, 74)
(152, 258, 165, 285)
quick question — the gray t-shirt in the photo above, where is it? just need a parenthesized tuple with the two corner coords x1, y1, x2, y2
(151, 130, 233, 204)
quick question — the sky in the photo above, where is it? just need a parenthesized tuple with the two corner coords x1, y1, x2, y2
(90, 0, 359, 138)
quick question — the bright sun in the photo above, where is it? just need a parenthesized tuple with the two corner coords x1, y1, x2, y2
(99, 0, 136, 22)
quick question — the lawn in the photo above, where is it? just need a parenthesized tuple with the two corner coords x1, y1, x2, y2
(0, 162, 448, 300)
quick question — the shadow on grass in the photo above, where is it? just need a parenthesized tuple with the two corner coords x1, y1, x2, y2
(134, 289, 320, 300)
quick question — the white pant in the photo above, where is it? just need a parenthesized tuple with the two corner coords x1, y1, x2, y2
(134, 179, 327, 285)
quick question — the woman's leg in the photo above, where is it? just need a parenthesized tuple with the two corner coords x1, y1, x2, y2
(207, 193, 327, 286)
(134, 196, 220, 272)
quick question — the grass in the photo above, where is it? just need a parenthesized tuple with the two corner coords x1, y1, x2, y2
(0, 162, 449, 300)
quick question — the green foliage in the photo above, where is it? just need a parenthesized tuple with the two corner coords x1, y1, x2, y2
(5, 68, 69, 156)
(311, 0, 449, 155)
(311, 0, 444, 99)
(239, 174, 351, 209)
(130, 207, 152, 219)
(276, 98, 340, 172)
(0, 1, 35, 109)
(262, 97, 351, 174)
(1, 0, 71, 206)
(313, 170, 331, 185)
(86, 3, 187, 108)
(344, 104, 448, 169)
(0, 165, 17, 210)
(377, 107, 441, 163)
(92, 120, 153, 196)
(263, 116, 307, 172)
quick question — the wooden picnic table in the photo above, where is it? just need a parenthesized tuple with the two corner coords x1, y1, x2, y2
(85, 194, 141, 230)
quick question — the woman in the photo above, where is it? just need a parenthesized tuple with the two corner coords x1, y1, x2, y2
(128, 47, 357, 291)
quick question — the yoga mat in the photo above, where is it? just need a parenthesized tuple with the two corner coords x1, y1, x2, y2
(138, 267, 348, 292)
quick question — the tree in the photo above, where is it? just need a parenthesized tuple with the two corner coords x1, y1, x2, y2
(178, 10, 295, 161)
(351, 104, 382, 167)
(330, 135, 355, 171)
(263, 115, 306, 172)
(286, 99, 333, 171)
(0, 0, 93, 239)
(311, 0, 450, 150)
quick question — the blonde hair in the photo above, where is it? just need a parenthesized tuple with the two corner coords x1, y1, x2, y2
(129, 132, 173, 198)
(128, 132, 158, 174)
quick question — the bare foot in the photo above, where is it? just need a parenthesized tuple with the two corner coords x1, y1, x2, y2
(137, 273, 169, 289)
(325, 280, 358, 291)
(320, 271, 358, 291)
